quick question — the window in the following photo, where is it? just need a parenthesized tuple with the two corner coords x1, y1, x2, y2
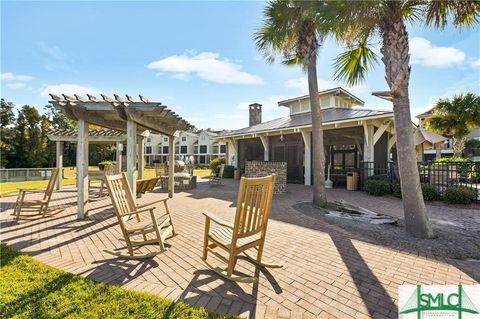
(163, 137, 168, 142)
(200, 145, 207, 154)
(175, 146, 179, 154)
(146, 138, 151, 143)
(181, 146, 187, 154)
(162, 146, 169, 154)
(220, 145, 227, 153)
(181, 136, 186, 142)
(146, 146, 152, 154)
(212, 145, 219, 154)
(199, 156, 206, 164)
(194, 145, 198, 153)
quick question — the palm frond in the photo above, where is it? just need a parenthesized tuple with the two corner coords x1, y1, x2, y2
(333, 40, 379, 87)
(425, 0, 480, 29)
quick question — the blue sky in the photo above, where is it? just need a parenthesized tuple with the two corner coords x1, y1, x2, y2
(1, 1, 479, 130)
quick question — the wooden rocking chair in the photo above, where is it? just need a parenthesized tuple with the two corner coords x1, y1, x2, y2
(202, 174, 281, 283)
(209, 164, 225, 185)
(105, 172, 176, 259)
(13, 168, 60, 221)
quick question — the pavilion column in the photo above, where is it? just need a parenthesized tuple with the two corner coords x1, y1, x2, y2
(260, 135, 269, 161)
(138, 136, 145, 180)
(116, 142, 123, 173)
(363, 124, 375, 176)
(76, 120, 89, 219)
(126, 120, 137, 195)
(227, 138, 238, 167)
(168, 136, 175, 198)
(55, 141, 63, 190)
(301, 129, 311, 186)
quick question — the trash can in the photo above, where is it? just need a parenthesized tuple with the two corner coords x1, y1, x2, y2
(234, 168, 241, 180)
(346, 172, 358, 191)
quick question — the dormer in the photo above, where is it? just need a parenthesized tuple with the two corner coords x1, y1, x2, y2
(278, 87, 365, 115)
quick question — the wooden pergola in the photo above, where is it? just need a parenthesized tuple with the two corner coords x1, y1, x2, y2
(49, 93, 193, 219)
(47, 128, 127, 190)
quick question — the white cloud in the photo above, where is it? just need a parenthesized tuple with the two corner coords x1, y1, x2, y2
(6, 83, 26, 89)
(1, 72, 34, 82)
(146, 52, 263, 85)
(409, 37, 465, 67)
(40, 83, 99, 97)
(285, 77, 367, 95)
(471, 58, 480, 68)
(38, 42, 76, 72)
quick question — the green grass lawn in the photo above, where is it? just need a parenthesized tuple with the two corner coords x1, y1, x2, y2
(0, 167, 212, 196)
(0, 244, 234, 319)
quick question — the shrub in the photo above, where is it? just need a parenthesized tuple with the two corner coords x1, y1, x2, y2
(364, 179, 391, 196)
(392, 183, 402, 198)
(391, 183, 438, 201)
(209, 157, 226, 175)
(366, 175, 389, 181)
(421, 184, 439, 201)
(444, 186, 477, 205)
(98, 160, 116, 170)
(434, 157, 471, 164)
(223, 165, 235, 178)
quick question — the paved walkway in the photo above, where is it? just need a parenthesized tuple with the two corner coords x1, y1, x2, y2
(1, 179, 479, 319)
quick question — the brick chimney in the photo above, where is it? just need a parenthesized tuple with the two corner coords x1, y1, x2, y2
(249, 103, 262, 126)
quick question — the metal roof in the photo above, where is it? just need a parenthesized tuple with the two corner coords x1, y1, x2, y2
(277, 87, 365, 107)
(221, 107, 393, 137)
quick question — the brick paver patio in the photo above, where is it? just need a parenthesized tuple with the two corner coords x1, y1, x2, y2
(1, 178, 479, 318)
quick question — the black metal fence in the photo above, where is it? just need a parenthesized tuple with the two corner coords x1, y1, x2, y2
(359, 161, 480, 202)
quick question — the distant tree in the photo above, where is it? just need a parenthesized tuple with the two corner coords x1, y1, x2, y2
(1, 98, 15, 127)
(465, 138, 480, 157)
(424, 93, 480, 157)
(0, 99, 16, 167)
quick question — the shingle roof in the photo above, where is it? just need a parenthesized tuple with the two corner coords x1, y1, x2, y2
(415, 108, 434, 119)
(221, 108, 393, 137)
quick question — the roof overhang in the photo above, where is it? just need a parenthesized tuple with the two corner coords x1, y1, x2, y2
(278, 87, 365, 108)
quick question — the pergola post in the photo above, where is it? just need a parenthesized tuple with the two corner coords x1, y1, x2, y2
(259, 135, 269, 161)
(55, 141, 63, 190)
(168, 135, 175, 198)
(363, 123, 375, 176)
(126, 120, 137, 195)
(116, 142, 123, 173)
(76, 120, 89, 219)
(138, 136, 145, 180)
(300, 129, 311, 186)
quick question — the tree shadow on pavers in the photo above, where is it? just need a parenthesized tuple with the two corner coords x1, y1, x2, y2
(0, 212, 78, 236)
(179, 260, 282, 318)
(82, 257, 159, 286)
(330, 233, 398, 318)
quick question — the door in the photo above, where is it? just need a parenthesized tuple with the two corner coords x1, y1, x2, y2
(270, 135, 304, 184)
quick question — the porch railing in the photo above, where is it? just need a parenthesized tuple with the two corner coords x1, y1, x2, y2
(360, 161, 480, 202)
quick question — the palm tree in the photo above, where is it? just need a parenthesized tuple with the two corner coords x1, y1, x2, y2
(424, 93, 480, 157)
(255, 0, 336, 207)
(332, 1, 480, 239)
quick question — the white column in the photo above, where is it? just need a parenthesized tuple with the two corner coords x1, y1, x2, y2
(227, 138, 238, 167)
(260, 135, 269, 161)
(363, 124, 375, 176)
(76, 120, 89, 219)
(138, 136, 145, 180)
(301, 129, 311, 186)
(115, 142, 122, 173)
(126, 120, 137, 195)
(168, 136, 175, 198)
(55, 141, 63, 190)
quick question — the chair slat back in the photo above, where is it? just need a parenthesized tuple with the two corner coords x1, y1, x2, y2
(233, 174, 276, 238)
(43, 168, 60, 201)
(105, 173, 137, 223)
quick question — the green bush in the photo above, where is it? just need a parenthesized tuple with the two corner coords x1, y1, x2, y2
(223, 165, 235, 178)
(392, 183, 402, 198)
(364, 179, 391, 196)
(209, 157, 226, 175)
(434, 157, 471, 163)
(444, 186, 477, 205)
(421, 184, 439, 201)
(390, 183, 438, 201)
(366, 175, 389, 181)
(98, 160, 116, 170)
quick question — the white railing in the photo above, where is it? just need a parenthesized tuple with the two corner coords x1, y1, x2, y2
(0, 168, 63, 182)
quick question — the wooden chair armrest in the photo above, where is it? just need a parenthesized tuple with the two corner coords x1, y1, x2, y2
(17, 188, 44, 193)
(203, 211, 233, 228)
(119, 207, 154, 217)
(137, 198, 169, 209)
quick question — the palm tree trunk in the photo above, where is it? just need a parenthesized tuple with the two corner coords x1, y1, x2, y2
(452, 136, 466, 157)
(381, 2, 434, 239)
(308, 55, 327, 207)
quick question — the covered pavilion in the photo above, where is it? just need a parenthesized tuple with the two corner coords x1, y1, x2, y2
(49, 93, 193, 219)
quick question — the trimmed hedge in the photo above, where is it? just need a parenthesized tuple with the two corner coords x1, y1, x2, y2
(391, 183, 438, 201)
(364, 178, 391, 196)
(223, 165, 235, 178)
(98, 160, 116, 170)
(444, 186, 477, 205)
